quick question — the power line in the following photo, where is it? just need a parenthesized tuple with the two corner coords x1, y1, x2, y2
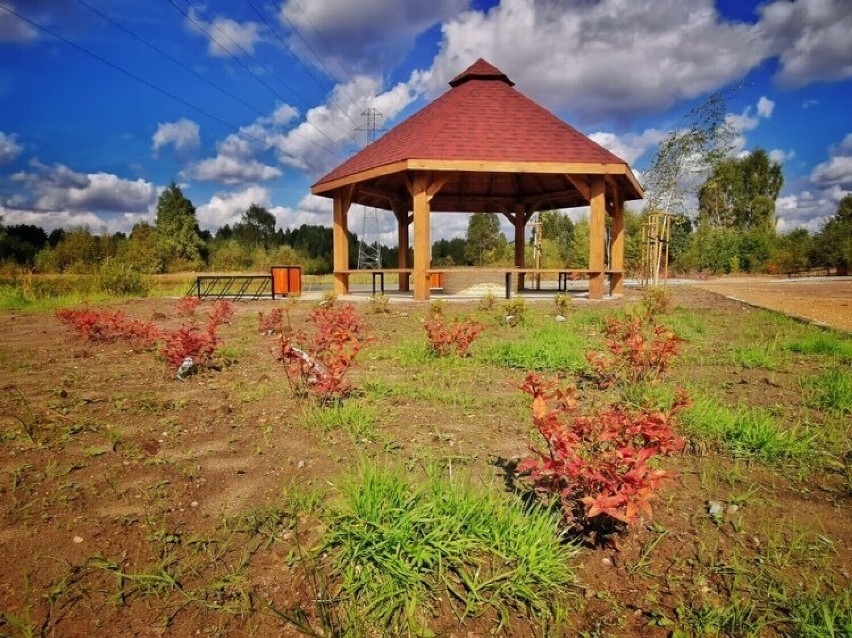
(271, 0, 363, 110)
(72, 0, 267, 120)
(243, 0, 360, 132)
(167, 0, 346, 154)
(0, 2, 309, 162)
(282, 0, 359, 88)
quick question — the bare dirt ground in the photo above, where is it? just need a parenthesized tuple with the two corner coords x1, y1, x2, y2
(0, 289, 849, 636)
(693, 276, 852, 332)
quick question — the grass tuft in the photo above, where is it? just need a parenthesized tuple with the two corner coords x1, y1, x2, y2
(784, 333, 852, 362)
(682, 394, 814, 462)
(319, 462, 577, 634)
(482, 324, 588, 371)
(302, 401, 378, 441)
(803, 367, 852, 415)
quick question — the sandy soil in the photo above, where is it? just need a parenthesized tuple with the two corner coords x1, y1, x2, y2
(693, 276, 852, 332)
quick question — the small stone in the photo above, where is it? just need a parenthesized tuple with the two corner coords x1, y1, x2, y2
(190, 501, 198, 508)
(297, 460, 306, 469)
(601, 557, 612, 566)
(726, 504, 739, 516)
(707, 500, 725, 519)
(555, 315, 566, 322)
(584, 588, 596, 599)
(73, 536, 83, 544)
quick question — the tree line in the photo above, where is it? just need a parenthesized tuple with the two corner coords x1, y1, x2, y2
(1, 172, 850, 278)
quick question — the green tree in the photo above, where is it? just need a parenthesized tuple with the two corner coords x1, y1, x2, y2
(432, 237, 466, 266)
(538, 210, 575, 264)
(120, 221, 160, 273)
(232, 203, 277, 249)
(814, 194, 852, 273)
(772, 228, 812, 274)
(464, 213, 501, 265)
(154, 182, 204, 272)
(698, 149, 783, 231)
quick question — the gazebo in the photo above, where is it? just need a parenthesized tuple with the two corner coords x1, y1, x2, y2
(311, 58, 643, 301)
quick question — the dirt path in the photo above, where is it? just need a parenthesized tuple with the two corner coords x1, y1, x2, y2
(692, 276, 852, 332)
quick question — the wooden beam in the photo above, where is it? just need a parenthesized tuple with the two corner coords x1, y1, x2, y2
(610, 183, 625, 295)
(514, 202, 526, 291)
(565, 174, 591, 202)
(392, 201, 410, 293)
(332, 188, 352, 295)
(502, 211, 517, 225)
(588, 176, 606, 300)
(412, 173, 432, 301)
(356, 184, 405, 209)
(313, 160, 645, 201)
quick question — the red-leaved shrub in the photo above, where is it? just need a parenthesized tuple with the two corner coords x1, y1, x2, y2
(55, 308, 159, 350)
(424, 315, 484, 357)
(175, 296, 201, 316)
(208, 300, 234, 326)
(160, 320, 220, 371)
(586, 317, 682, 387)
(517, 373, 687, 530)
(278, 304, 367, 403)
(258, 307, 285, 335)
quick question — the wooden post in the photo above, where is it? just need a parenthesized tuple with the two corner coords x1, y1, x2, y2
(393, 203, 410, 293)
(412, 174, 431, 301)
(588, 176, 606, 300)
(610, 185, 625, 295)
(332, 189, 351, 296)
(514, 202, 526, 292)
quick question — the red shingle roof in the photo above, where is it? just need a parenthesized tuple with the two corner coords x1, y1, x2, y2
(313, 58, 629, 189)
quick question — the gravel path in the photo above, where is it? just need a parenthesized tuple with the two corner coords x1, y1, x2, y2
(692, 276, 852, 332)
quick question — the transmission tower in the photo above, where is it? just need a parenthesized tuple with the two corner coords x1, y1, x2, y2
(356, 107, 385, 270)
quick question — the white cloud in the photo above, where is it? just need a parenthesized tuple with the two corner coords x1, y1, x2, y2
(280, 0, 467, 76)
(775, 185, 847, 232)
(810, 134, 852, 189)
(758, 0, 852, 87)
(769, 148, 795, 164)
(0, 4, 38, 42)
(802, 99, 820, 109)
(5, 159, 158, 214)
(588, 129, 667, 166)
(0, 131, 23, 165)
(756, 96, 775, 118)
(184, 155, 282, 185)
(417, 0, 770, 123)
(726, 96, 775, 155)
(152, 118, 201, 155)
(196, 185, 273, 230)
(187, 7, 263, 57)
(250, 75, 418, 176)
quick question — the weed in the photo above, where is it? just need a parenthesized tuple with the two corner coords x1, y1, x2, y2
(319, 290, 337, 308)
(786, 587, 852, 637)
(554, 293, 572, 316)
(640, 286, 672, 316)
(478, 291, 497, 311)
(503, 297, 528, 325)
(368, 293, 390, 314)
(427, 298, 445, 316)
(1, 385, 38, 443)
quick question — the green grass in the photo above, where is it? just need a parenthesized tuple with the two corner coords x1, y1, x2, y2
(803, 367, 852, 415)
(482, 324, 589, 371)
(784, 333, 852, 362)
(682, 394, 814, 462)
(302, 401, 378, 441)
(319, 462, 577, 634)
(730, 344, 782, 370)
(787, 588, 852, 638)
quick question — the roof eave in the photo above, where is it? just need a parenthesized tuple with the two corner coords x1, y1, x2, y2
(313, 159, 644, 200)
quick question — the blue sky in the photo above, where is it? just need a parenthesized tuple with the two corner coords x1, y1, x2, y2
(0, 0, 850, 243)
